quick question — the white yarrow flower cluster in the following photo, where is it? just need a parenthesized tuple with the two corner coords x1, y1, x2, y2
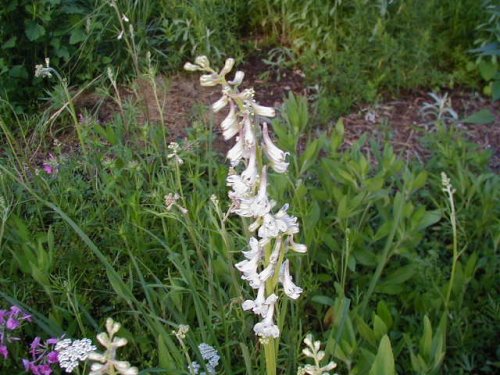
(185, 56, 307, 339)
(55, 338, 96, 373)
(87, 318, 138, 375)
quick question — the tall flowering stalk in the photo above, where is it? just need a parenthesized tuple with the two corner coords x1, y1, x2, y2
(185, 56, 307, 374)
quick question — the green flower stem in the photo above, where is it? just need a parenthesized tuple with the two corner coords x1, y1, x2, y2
(444, 179, 460, 310)
(264, 338, 277, 375)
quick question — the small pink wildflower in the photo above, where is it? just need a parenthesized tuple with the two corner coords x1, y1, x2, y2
(42, 154, 58, 175)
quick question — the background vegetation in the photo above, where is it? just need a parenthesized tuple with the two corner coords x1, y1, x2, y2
(0, 0, 498, 374)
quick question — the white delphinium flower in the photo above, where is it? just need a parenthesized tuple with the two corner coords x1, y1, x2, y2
(220, 102, 240, 140)
(226, 135, 247, 167)
(55, 338, 96, 373)
(235, 247, 261, 288)
(243, 283, 268, 316)
(279, 260, 303, 299)
(288, 237, 308, 254)
(253, 294, 280, 339)
(232, 167, 272, 218)
(227, 152, 259, 202)
(262, 122, 289, 173)
(228, 71, 244, 86)
(185, 55, 307, 344)
(297, 334, 338, 375)
(87, 318, 138, 375)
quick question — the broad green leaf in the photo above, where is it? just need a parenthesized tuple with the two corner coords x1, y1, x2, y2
(379, 264, 416, 285)
(308, 200, 321, 228)
(420, 315, 433, 361)
(463, 109, 495, 125)
(429, 314, 447, 372)
(25, 21, 46, 41)
(3, 36, 16, 49)
(369, 335, 396, 375)
(299, 138, 321, 175)
(157, 335, 176, 371)
(478, 60, 497, 81)
(413, 171, 428, 191)
(70, 27, 87, 44)
(464, 252, 478, 279)
(373, 315, 388, 340)
(357, 316, 377, 347)
(330, 118, 344, 152)
(9, 65, 28, 79)
(416, 210, 442, 230)
(376, 301, 393, 330)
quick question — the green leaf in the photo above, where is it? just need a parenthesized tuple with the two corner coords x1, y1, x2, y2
(299, 138, 322, 175)
(3, 36, 17, 49)
(9, 65, 28, 79)
(431, 313, 447, 370)
(312, 295, 335, 306)
(25, 21, 46, 41)
(420, 315, 433, 361)
(416, 210, 442, 230)
(157, 335, 176, 371)
(478, 60, 497, 81)
(379, 264, 416, 285)
(56, 46, 70, 61)
(70, 27, 87, 45)
(373, 315, 388, 341)
(330, 118, 344, 152)
(357, 316, 377, 347)
(492, 79, 500, 101)
(369, 335, 396, 375)
(464, 252, 478, 279)
(463, 109, 495, 125)
(376, 301, 393, 330)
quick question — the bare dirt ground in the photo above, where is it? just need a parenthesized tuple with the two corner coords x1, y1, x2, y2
(72, 55, 499, 170)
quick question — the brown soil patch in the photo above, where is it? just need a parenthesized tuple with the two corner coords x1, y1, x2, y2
(66, 54, 499, 171)
(341, 90, 500, 169)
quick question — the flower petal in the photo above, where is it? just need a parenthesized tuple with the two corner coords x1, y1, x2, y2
(211, 95, 229, 112)
(200, 73, 219, 87)
(220, 58, 235, 76)
(279, 260, 303, 299)
(195, 55, 210, 69)
(221, 102, 240, 140)
(183, 62, 200, 71)
(251, 102, 275, 117)
(229, 71, 245, 85)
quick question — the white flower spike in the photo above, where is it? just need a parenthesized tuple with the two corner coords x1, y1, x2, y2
(185, 56, 307, 342)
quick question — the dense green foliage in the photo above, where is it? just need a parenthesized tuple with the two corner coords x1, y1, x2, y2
(251, 0, 490, 116)
(0, 0, 247, 111)
(0, 0, 495, 114)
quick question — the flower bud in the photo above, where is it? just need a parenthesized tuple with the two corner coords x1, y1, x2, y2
(184, 62, 200, 71)
(195, 55, 210, 69)
(220, 58, 235, 76)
